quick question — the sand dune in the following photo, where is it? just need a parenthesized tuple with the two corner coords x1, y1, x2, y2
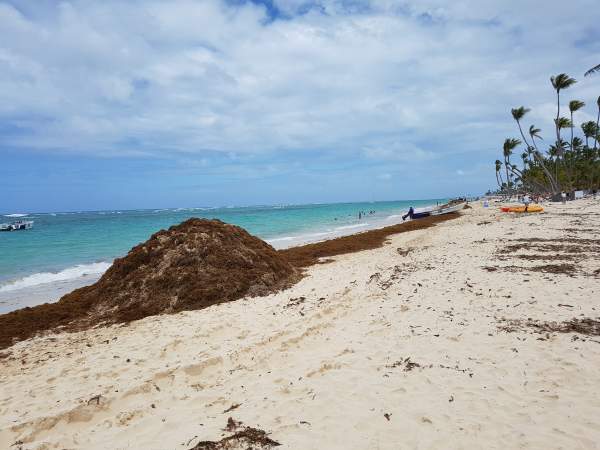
(1, 199, 600, 449)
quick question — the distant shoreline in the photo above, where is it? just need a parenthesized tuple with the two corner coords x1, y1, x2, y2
(0, 199, 447, 313)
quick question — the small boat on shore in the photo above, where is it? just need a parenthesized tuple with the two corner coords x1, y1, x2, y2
(404, 199, 467, 221)
(411, 210, 432, 219)
(430, 201, 467, 216)
(0, 220, 34, 231)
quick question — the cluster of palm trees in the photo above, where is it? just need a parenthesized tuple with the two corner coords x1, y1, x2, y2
(494, 71, 600, 196)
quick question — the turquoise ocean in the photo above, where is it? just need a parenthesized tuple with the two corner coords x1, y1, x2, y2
(0, 199, 443, 311)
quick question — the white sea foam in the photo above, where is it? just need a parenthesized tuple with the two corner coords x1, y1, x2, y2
(267, 236, 295, 243)
(334, 223, 369, 231)
(0, 262, 111, 293)
(4, 213, 29, 218)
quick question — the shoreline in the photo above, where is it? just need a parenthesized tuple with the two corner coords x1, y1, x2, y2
(2, 199, 599, 448)
(0, 203, 446, 314)
(0, 212, 459, 349)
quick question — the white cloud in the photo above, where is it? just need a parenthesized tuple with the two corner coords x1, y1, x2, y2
(362, 141, 436, 162)
(0, 0, 598, 167)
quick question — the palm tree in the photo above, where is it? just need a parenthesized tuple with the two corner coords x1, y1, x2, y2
(495, 159, 504, 189)
(494, 71, 600, 195)
(581, 121, 597, 147)
(503, 138, 521, 191)
(568, 100, 585, 150)
(529, 125, 542, 144)
(529, 124, 558, 192)
(585, 63, 600, 77)
(511, 107, 531, 146)
(553, 117, 572, 162)
(511, 107, 534, 187)
(550, 74, 577, 145)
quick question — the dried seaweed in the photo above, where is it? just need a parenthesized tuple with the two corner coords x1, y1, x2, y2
(0, 219, 299, 349)
(190, 418, 280, 450)
(499, 317, 600, 336)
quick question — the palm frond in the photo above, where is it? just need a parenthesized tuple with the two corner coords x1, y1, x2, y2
(584, 63, 600, 77)
(582, 121, 599, 137)
(529, 125, 542, 139)
(554, 117, 572, 129)
(503, 138, 521, 157)
(568, 100, 585, 112)
(511, 106, 530, 121)
(550, 73, 577, 91)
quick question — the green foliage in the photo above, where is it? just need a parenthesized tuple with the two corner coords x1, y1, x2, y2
(494, 73, 600, 194)
(554, 117, 572, 129)
(569, 100, 585, 112)
(511, 106, 530, 121)
(551, 73, 577, 92)
(529, 125, 542, 139)
(503, 138, 521, 157)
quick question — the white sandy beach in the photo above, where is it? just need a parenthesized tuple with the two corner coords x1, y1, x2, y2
(1, 199, 600, 449)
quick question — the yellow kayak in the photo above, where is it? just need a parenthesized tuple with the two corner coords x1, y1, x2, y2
(501, 205, 544, 213)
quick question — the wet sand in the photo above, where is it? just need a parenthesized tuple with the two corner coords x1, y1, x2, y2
(1, 199, 599, 449)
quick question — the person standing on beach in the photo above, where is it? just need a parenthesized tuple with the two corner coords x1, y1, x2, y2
(523, 193, 531, 212)
(561, 192, 567, 204)
(402, 207, 414, 221)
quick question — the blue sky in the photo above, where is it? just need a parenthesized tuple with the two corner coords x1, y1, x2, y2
(1, 0, 599, 212)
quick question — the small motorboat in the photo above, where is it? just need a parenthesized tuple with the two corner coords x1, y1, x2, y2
(0, 220, 34, 231)
(411, 211, 431, 219)
(430, 201, 467, 216)
(403, 199, 466, 221)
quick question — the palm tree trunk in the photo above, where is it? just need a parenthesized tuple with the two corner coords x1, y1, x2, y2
(556, 91, 561, 143)
(504, 157, 511, 193)
(570, 111, 574, 151)
(515, 120, 532, 186)
(555, 90, 564, 185)
(595, 106, 600, 150)
(517, 120, 531, 149)
(531, 137, 558, 192)
(507, 164, 546, 193)
(566, 111, 575, 189)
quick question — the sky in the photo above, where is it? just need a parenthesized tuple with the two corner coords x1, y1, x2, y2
(1, 0, 599, 212)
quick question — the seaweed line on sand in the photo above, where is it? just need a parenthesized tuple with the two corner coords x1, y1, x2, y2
(482, 264, 578, 276)
(498, 317, 600, 337)
(0, 213, 459, 350)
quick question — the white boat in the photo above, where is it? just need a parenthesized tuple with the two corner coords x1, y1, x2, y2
(430, 201, 467, 216)
(0, 220, 34, 231)
(402, 200, 466, 221)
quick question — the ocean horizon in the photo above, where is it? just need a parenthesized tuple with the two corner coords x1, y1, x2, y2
(0, 198, 445, 313)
